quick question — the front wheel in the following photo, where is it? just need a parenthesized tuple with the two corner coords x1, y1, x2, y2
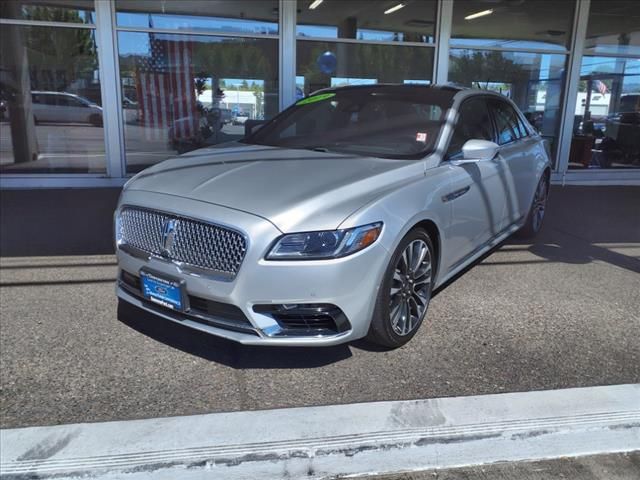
(366, 229, 435, 349)
(517, 174, 549, 238)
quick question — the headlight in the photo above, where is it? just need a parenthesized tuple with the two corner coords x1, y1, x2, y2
(114, 211, 123, 247)
(266, 222, 382, 260)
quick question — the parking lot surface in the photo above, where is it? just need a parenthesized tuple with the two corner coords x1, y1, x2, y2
(368, 452, 640, 480)
(1, 186, 639, 429)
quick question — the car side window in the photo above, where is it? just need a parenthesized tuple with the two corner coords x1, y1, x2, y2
(58, 96, 81, 107)
(43, 95, 57, 106)
(446, 97, 494, 160)
(490, 100, 523, 145)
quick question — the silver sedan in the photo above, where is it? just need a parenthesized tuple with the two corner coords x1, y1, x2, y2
(115, 85, 550, 348)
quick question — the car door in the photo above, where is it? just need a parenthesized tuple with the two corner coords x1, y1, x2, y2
(487, 98, 537, 224)
(442, 96, 509, 270)
(58, 95, 88, 123)
(37, 94, 58, 122)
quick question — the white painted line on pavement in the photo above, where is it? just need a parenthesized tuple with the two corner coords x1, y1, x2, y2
(1, 384, 639, 479)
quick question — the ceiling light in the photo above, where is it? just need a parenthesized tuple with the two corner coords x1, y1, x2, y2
(384, 3, 405, 14)
(464, 9, 494, 20)
(309, 0, 323, 9)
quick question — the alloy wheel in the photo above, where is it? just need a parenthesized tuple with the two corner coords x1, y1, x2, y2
(389, 239, 432, 336)
(532, 177, 548, 232)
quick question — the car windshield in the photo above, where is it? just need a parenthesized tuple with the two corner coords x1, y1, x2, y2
(244, 87, 455, 159)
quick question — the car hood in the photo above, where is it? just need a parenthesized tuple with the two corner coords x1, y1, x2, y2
(125, 144, 424, 232)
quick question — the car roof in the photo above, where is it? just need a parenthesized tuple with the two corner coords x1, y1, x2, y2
(311, 83, 464, 95)
(31, 91, 78, 97)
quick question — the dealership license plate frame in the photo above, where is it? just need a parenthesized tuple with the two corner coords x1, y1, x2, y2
(139, 269, 188, 312)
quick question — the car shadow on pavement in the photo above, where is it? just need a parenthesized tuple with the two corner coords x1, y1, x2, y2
(118, 301, 353, 368)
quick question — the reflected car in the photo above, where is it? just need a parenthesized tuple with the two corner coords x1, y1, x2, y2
(115, 85, 550, 348)
(233, 113, 249, 125)
(31, 91, 103, 126)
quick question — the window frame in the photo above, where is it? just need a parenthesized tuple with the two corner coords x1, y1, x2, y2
(445, 94, 497, 161)
(487, 98, 526, 146)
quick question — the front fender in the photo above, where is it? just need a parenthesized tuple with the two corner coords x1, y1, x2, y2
(339, 165, 452, 286)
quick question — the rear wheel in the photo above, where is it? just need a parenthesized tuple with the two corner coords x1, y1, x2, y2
(517, 174, 549, 238)
(366, 229, 435, 349)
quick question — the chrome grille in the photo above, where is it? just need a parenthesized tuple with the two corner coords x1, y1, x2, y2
(118, 207, 247, 276)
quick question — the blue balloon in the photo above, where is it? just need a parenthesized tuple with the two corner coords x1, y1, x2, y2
(317, 51, 337, 75)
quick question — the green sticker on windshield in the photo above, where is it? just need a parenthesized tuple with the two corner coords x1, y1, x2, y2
(296, 92, 335, 106)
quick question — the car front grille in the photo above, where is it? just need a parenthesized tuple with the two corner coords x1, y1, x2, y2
(118, 207, 247, 277)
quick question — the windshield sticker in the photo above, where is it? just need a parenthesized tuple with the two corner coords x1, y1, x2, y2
(416, 132, 428, 143)
(296, 93, 336, 106)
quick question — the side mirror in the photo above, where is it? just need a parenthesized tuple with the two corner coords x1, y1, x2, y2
(454, 139, 499, 164)
(244, 119, 266, 137)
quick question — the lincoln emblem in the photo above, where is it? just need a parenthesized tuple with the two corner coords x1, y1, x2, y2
(161, 219, 178, 257)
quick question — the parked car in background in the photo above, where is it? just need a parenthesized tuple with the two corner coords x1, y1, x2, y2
(115, 85, 550, 349)
(233, 113, 249, 125)
(217, 108, 233, 125)
(31, 91, 103, 126)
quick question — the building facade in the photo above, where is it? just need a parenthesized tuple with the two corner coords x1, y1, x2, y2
(0, 0, 638, 189)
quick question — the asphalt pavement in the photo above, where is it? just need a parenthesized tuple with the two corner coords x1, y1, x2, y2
(366, 452, 640, 480)
(1, 186, 639, 429)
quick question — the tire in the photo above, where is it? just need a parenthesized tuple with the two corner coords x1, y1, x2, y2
(517, 173, 549, 238)
(366, 228, 435, 349)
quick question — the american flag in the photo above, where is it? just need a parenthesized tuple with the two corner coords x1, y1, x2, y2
(594, 79, 608, 95)
(136, 30, 198, 141)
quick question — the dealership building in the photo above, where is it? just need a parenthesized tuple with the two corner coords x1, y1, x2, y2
(0, 0, 639, 190)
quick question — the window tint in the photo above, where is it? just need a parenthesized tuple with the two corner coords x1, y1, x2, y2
(42, 95, 58, 106)
(247, 88, 452, 159)
(490, 100, 523, 145)
(446, 97, 493, 160)
(58, 96, 82, 107)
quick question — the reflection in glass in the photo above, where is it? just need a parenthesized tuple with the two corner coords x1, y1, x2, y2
(118, 32, 279, 173)
(297, 41, 434, 96)
(451, 0, 573, 51)
(0, 0, 95, 23)
(115, 0, 278, 35)
(296, 0, 436, 43)
(449, 49, 567, 165)
(585, 0, 640, 56)
(0, 25, 104, 174)
(569, 56, 640, 169)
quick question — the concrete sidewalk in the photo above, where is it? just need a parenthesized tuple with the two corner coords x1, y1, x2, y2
(2, 385, 638, 479)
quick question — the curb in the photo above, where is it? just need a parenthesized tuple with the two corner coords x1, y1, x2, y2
(1, 384, 639, 479)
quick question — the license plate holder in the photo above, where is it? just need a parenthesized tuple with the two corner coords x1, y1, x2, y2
(139, 269, 186, 312)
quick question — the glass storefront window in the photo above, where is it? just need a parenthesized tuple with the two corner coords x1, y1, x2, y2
(297, 41, 433, 96)
(118, 32, 278, 173)
(448, 49, 567, 165)
(296, 0, 436, 43)
(451, 0, 574, 51)
(569, 56, 640, 169)
(0, 25, 104, 174)
(0, 0, 95, 24)
(585, 0, 640, 56)
(115, 0, 278, 35)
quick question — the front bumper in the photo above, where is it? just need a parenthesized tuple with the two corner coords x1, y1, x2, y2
(116, 191, 391, 346)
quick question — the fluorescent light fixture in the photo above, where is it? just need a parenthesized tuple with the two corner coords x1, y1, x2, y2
(309, 0, 323, 9)
(464, 9, 494, 20)
(384, 3, 405, 14)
